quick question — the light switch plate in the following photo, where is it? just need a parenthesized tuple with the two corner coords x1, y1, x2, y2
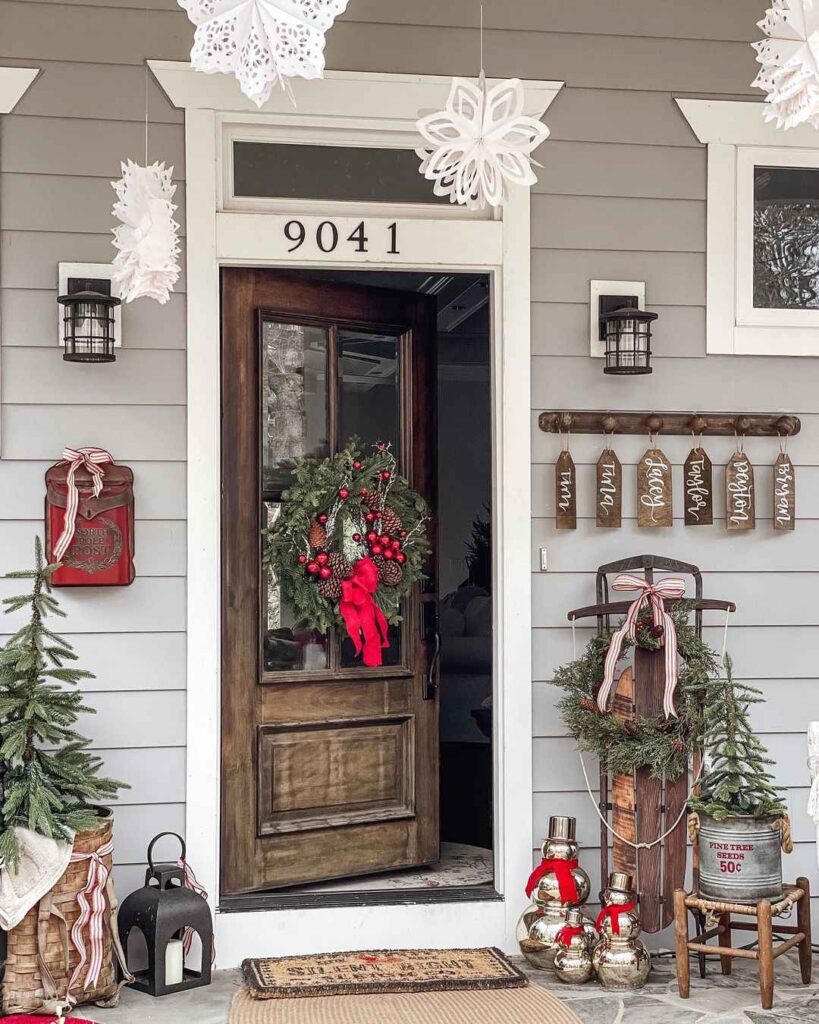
(590, 279, 645, 357)
(539, 548, 548, 572)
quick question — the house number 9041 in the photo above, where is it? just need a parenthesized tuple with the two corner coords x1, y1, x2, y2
(284, 220, 400, 255)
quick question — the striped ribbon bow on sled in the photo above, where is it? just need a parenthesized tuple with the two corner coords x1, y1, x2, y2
(596, 573, 686, 719)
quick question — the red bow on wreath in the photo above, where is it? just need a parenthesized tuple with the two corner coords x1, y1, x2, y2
(339, 557, 389, 667)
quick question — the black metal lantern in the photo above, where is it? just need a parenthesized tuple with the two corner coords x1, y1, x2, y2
(601, 306, 658, 375)
(118, 832, 213, 996)
(58, 289, 120, 363)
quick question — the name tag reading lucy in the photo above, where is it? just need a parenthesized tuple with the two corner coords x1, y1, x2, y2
(555, 450, 577, 530)
(773, 452, 796, 532)
(683, 447, 713, 526)
(637, 447, 672, 528)
(596, 449, 622, 528)
(726, 451, 755, 531)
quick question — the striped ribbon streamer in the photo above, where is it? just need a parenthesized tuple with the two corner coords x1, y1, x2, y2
(178, 858, 208, 956)
(66, 840, 114, 1001)
(53, 447, 114, 562)
(596, 573, 686, 719)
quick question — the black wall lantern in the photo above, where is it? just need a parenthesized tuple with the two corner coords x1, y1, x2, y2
(600, 305, 658, 376)
(118, 832, 213, 996)
(58, 281, 120, 363)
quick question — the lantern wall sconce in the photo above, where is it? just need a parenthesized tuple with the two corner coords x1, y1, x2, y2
(118, 832, 213, 997)
(57, 262, 122, 363)
(590, 279, 658, 375)
(601, 306, 658, 375)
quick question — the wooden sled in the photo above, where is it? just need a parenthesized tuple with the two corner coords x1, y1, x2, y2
(567, 555, 735, 933)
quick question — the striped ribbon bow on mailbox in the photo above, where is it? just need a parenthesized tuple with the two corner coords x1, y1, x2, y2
(53, 447, 114, 562)
(66, 840, 114, 999)
(596, 573, 687, 719)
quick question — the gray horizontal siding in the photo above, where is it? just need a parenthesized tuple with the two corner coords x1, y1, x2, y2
(1, 173, 186, 234)
(0, 24, 188, 887)
(2, 288, 186, 349)
(3, 0, 818, 941)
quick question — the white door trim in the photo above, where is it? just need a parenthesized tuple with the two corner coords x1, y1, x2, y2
(151, 61, 562, 966)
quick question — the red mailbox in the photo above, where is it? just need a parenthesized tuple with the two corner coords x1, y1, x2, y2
(45, 448, 135, 587)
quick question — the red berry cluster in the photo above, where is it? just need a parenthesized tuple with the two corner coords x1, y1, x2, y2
(301, 550, 333, 579)
(364, 529, 407, 564)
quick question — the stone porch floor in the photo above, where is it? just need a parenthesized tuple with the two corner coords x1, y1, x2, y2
(84, 953, 819, 1023)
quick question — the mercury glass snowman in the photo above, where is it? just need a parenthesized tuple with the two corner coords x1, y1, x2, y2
(517, 815, 595, 969)
(592, 871, 651, 990)
(553, 907, 595, 984)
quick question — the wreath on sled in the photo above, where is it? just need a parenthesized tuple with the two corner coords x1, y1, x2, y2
(553, 602, 720, 782)
(263, 439, 430, 667)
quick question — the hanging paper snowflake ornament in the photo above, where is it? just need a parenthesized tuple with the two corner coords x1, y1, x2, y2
(416, 74, 549, 210)
(178, 0, 349, 107)
(752, 0, 819, 129)
(111, 161, 181, 305)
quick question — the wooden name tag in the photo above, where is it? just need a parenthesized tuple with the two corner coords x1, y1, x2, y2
(726, 451, 755, 531)
(773, 452, 796, 532)
(637, 447, 672, 528)
(683, 447, 713, 526)
(596, 449, 622, 529)
(555, 450, 577, 530)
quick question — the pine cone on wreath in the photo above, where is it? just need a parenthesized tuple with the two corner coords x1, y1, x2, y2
(317, 577, 343, 600)
(328, 552, 353, 580)
(380, 508, 403, 535)
(377, 559, 404, 588)
(578, 697, 600, 714)
(309, 521, 328, 550)
(362, 491, 382, 513)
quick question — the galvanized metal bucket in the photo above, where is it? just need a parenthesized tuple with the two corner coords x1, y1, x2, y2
(697, 814, 784, 903)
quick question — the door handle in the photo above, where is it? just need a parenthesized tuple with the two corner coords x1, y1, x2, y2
(423, 630, 440, 701)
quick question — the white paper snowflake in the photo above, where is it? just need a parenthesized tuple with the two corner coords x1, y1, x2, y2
(111, 161, 181, 305)
(753, 0, 819, 129)
(178, 0, 349, 107)
(416, 74, 550, 210)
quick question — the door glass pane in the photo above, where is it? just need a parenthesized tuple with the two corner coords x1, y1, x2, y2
(263, 502, 329, 672)
(338, 329, 400, 454)
(233, 142, 449, 204)
(338, 328, 403, 666)
(262, 319, 329, 492)
(340, 623, 402, 668)
(754, 165, 819, 309)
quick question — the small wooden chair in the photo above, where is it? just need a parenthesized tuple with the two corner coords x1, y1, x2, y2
(673, 880, 812, 1010)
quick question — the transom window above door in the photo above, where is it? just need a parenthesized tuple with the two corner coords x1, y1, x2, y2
(220, 126, 489, 219)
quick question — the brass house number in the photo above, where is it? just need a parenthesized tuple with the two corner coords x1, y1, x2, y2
(284, 219, 400, 255)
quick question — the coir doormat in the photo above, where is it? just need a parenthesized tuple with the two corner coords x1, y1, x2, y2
(242, 947, 527, 999)
(230, 984, 582, 1024)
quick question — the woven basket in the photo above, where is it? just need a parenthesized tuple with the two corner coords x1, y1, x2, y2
(2, 810, 121, 1014)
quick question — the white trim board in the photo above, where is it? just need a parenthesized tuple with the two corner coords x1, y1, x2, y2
(0, 67, 39, 113)
(149, 62, 563, 130)
(151, 64, 560, 966)
(677, 97, 819, 356)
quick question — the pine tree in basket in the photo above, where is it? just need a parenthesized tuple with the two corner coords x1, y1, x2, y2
(0, 539, 123, 865)
(688, 654, 786, 821)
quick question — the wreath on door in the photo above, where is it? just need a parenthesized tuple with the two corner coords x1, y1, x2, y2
(263, 439, 430, 667)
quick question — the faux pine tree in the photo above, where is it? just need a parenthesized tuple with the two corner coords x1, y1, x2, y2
(0, 539, 123, 865)
(689, 654, 786, 821)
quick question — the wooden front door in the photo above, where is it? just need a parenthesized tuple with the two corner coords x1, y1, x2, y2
(220, 268, 439, 896)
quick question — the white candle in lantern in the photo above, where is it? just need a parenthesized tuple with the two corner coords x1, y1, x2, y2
(165, 938, 184, 986)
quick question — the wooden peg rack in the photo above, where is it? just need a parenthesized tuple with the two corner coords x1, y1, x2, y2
(538, 411, 801, 437)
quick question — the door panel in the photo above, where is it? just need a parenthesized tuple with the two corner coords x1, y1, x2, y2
(221, 268, 438, 896)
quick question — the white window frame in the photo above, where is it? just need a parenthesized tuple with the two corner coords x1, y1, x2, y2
(150, 61, 562, 967)
(677, 98, 819, 356)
